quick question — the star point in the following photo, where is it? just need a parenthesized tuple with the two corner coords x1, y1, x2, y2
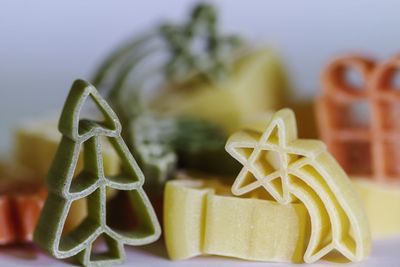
(226, 109, 298, 200)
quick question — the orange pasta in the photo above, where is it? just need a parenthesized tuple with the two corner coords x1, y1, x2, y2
(0, 179, 46, 245)
(317, 54, 400, 182)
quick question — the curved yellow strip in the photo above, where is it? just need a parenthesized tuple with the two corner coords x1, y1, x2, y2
(164, 178, 309, 262)
(225, 109, 371, 263)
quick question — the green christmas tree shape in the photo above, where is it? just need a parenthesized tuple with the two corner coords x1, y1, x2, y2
(34, 80, 161, 266)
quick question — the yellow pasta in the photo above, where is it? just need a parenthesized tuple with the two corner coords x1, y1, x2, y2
(353, 178, 400, 238)
(14, 119, 120, 179)
(150, 49, 289, 133)
(225, 109, 371, 263)
(164, 179, 309, 262)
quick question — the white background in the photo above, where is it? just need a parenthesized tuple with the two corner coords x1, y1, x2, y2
(2, 0, 400, 152)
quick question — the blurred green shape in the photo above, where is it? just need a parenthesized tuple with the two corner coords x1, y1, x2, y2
(130, 114, 240, 190)
(91, 3, 245, 190)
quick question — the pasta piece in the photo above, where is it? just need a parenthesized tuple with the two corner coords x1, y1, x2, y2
(14, 118, 121, 235)
(316, 55, 400, 239)
(150, 49, 288, 133)
(0, 179, 46, 244)
(353, 178, 400, 238)
(14, 119, 120, 180)
(164, 179, 308, 262)
(316, 54, 400, 182)
(226, 109, 371, 263)
(34, 80, 160, 266)
(0, 196, 14, 244)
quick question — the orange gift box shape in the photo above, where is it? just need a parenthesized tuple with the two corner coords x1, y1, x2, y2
(0, 181, 46, 245)
(316, 54, 400, 182)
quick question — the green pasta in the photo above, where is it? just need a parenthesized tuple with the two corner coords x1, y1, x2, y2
(160, 3, 242, 83)
(90, 3, 243, 190)
(129, 114, 241, 190)
(34, 80, 161, 266)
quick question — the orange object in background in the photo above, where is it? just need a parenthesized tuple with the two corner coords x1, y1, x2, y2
(13, 188, 47, 242)
(0, 197, 15, 244)
(316, 54, 400, 182)
(0, 179, 46, 245)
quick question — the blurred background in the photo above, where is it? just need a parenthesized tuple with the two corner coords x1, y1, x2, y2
(1, 0, 400, 153)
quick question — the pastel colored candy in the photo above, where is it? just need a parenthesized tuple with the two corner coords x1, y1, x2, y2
(164, 178, 309, 262)
(226, 109, 371, 263)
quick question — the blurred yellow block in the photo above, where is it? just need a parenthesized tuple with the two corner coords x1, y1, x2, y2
(353, 178, 400, 238)
(150, 49, 289, 133)
(14, 118, 121, 232)
(164, 179, 309, 263)
(14, 119, 120, 180)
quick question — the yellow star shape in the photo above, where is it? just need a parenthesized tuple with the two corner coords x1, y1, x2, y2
(226, 109, 314, 204)
(225, 109, 371, 263)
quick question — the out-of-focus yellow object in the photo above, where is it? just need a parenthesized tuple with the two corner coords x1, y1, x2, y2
(14, 119, 120, 179)
(225, 109, 371, 263)
(14, 120, 62, 180)
(150, 49, 289, 133)
(13, 118, 120, 232)
(353, 178, 400, 238)
(163, 179, 309, 263)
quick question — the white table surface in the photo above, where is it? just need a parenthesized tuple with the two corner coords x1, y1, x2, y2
(0, 238, 399, 267)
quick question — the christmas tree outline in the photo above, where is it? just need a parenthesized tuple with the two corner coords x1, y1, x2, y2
(34, 80, 161, 266)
